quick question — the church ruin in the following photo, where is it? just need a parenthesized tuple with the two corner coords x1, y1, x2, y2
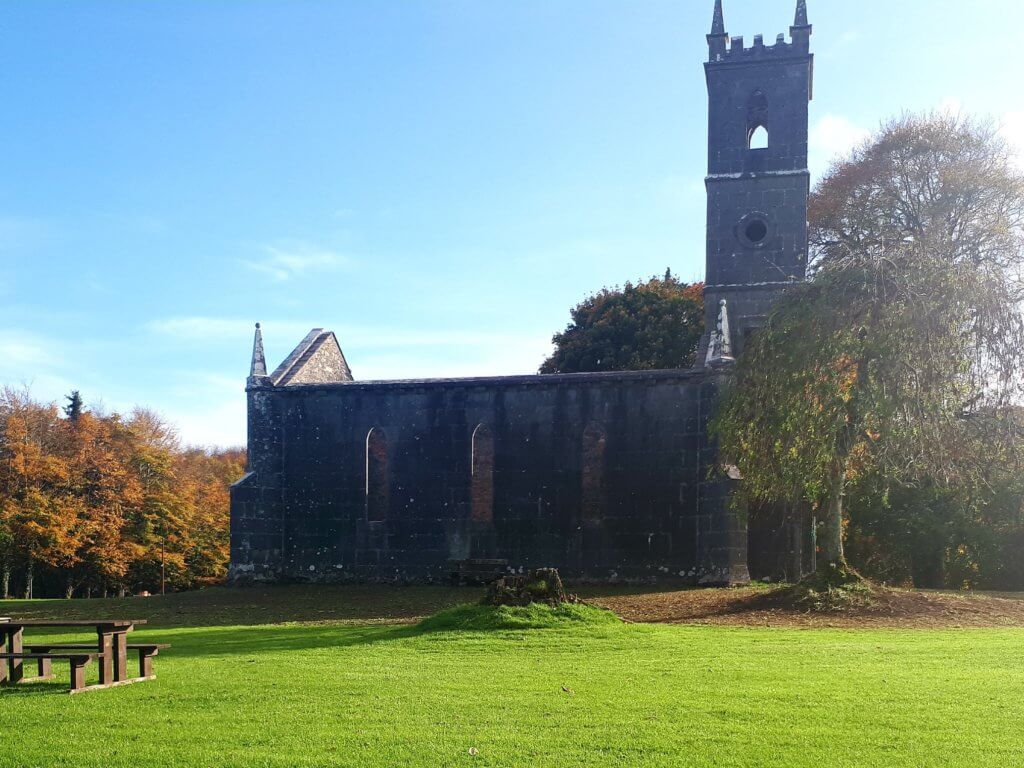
(229, 1, 814, 585)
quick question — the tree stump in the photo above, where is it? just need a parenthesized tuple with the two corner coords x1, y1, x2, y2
(483, 568, 577, 607)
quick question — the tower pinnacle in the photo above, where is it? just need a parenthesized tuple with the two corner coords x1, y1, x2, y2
(710, 0, 725, 36)
(794, 0, 809, 28)
(249, 322, 268, 379)
(708, 0, 728, 59)
(705, 300, 735, 369)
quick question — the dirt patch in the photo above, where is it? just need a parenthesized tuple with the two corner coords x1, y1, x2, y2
(6, 583, 1023, 630)
(588, 586, 1024, 629)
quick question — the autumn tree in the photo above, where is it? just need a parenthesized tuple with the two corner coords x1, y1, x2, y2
(62, 412, 144, 597)
(0, 387, 246, 598)
(713, 114, 1024, 575)
(174, 447, 246, 588)
(541, 271, 704, 373)
(0, 389, 82, 598)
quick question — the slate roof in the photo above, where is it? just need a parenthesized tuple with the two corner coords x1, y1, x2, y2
(270, 329, 353, 386)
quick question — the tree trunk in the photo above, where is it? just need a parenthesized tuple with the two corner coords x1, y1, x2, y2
(24, 558, 34, 600)
(821, 461, 847, 566)
(65, 578, 75, 600)
(1, 560, 9, 599)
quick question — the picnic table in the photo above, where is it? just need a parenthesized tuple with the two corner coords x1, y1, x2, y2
(0, 618, 167, 693)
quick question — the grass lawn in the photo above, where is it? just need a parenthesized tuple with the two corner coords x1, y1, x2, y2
(1, 587, 1023, 767)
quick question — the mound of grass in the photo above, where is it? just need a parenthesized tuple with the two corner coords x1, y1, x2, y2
(2, 588, 1023, 767)
(416, 601, 621, 632)
(782, 563, 877, 612)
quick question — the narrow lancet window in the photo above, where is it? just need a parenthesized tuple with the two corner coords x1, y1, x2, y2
(470, 424, 494, 523)
(581, 423, 607, 521)
(366, 428, 389, 522)
(748, 124, 769, 149)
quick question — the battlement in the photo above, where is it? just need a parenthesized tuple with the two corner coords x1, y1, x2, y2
(707, 1, 811, 64)
(708, 31, 809, 64)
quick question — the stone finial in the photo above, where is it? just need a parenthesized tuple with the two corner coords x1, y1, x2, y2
(710, 0, 726, 36)
(705, 300, 735, 369)
(249, 322, 268, 379)
(794, 0, 809, 27)
(707, 0, 728, 60)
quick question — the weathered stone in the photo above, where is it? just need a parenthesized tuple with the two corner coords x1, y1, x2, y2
(228, 3, 817, 587)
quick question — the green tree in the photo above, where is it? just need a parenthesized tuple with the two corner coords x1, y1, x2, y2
(541, 271, 704, 373)
(713, 114, 1024, 573)
(63, 390, 85, 424)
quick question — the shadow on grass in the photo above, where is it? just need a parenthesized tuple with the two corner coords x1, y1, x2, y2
(0, 583, 720, 630)
(0, 584, 484, 629)
(0, 622, 430, 696)
(2, 601, 628, 687)
(158, 622, 428, 658)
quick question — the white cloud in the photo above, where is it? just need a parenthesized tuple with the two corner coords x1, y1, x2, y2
(0, 331, 80, 409)
(353, 337, 552, 382)
(339, 327, 546, 351)
(145, 316, 312, 341)
(0, 330, 57, 368)
(809, 114, 870, 179)
(1000, 110, 1024, 169)
(158, 373, 247, 448)
(146, 316, 544, 353)
(242, 241, 352, 281)
(939, 98, 964, 117)
(140, 395, 245, 450)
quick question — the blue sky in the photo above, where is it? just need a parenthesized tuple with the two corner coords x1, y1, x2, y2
(1, 0, 1022, 446)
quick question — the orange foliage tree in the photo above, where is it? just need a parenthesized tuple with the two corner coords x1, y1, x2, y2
(0, 387, 245, 598)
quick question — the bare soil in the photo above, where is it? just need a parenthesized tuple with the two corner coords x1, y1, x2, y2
(587, 585, 1024, 628)
(6, 583, 1023, 629)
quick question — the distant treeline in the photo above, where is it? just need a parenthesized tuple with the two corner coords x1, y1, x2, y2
(0, 387, 245, 599)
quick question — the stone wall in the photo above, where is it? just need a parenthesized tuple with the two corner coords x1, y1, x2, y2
(229, 369, 749, 585)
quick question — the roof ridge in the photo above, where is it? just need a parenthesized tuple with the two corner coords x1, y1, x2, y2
(269, 328, 325, 385)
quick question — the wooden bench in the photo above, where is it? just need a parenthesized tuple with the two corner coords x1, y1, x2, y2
(26, 644, 170, 681)
(0, 653, 96, 693)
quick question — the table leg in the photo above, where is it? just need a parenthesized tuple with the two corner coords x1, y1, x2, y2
(97, 631, 113, 686)
(8, 628, 23, 683)
(113, 632, 128, 682)
(0, 629, 8, 684)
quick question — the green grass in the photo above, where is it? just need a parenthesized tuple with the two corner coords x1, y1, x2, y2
(417, 602, 621, 632)
(2, 587, 1023, 767)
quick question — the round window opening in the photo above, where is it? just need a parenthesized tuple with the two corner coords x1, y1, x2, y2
(745, 219, 768, 244)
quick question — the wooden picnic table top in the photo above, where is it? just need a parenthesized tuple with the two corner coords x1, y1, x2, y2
(0, 619, 145, 629)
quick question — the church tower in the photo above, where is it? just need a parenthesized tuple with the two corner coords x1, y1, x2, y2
(701, 0, 813, 363)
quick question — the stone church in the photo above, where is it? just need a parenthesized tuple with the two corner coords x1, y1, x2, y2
(229, 1, 814, 585)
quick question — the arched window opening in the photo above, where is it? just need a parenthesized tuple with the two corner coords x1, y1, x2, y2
(365, 428, 389, 522)
(581, 423, 607, 521)
(470, 424, 494, 523)
(748, 124, 769, 150)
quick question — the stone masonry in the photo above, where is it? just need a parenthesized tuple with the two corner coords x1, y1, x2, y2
(229, 2, 814, 586)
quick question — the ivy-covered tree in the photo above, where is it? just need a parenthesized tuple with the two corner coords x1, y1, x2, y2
(713, 114, 1024, 575)
(541, 271, 704, 373)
